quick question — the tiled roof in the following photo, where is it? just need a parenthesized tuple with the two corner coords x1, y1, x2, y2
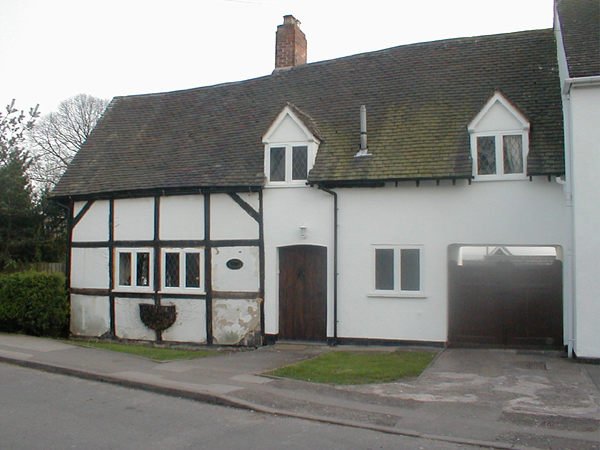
(557, 0, 600, 78)
(53, 29, 564, 198)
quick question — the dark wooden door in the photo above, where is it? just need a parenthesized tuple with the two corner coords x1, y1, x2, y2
(279, 245, 327, 341)
(448, 260, 563, 347)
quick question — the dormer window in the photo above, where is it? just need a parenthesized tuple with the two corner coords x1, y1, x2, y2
(269, 145, 308, 182)
(476, 134, 524, 176)
(263, 104, 320, 186)
(468, 92, 530, 180)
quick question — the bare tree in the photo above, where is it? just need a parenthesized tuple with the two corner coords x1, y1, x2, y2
(29, 94, 109, 188)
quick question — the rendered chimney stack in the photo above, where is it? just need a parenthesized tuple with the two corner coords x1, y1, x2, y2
(275, 15, 307, 70)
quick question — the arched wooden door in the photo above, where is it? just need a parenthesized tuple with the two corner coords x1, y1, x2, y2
(278, 245, 327, 341)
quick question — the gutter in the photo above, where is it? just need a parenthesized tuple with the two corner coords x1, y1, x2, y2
(563, 75, 600, 94)
(317, 185, 338, 345)
(562, 89, 576, 358)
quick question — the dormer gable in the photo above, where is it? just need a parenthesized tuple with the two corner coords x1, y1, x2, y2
(262, 103, 321, 145)
(468, 92, 530, 180)
(468, 92, 530, 133)
(263, 104, 320, 186)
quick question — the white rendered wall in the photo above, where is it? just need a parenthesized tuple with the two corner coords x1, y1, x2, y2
(263, 187, 334, 335)
(570, 85, 600, 358)
(210, 193, 259, 240)
(114, 197, 154, 241)
(336, 179, 568, 343)
(70, 295, 110, 337)
(71, 248, 109, 289)
(161, 299, 207, 343)
(72, 200, 109, 242)
(212, 246, 260, 292)
(160, 195, 204, 240)
(114, 298, 155, 340)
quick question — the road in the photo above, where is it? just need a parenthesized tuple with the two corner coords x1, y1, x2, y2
(0, 363, 478, 450)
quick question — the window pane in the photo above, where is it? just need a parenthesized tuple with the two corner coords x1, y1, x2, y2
(185, 253, 200, 288)
(136, 252, 150, 286)
(375, 249, 394, 290)
(270, 147, 285, 181)
(119, 253, 132, 286)
(503, 135, 523, 174)
(165, 252, 180, 287)
(400, 249, 420, 291)
(477, 136, 496, 175)
(292, 146, 308, 180)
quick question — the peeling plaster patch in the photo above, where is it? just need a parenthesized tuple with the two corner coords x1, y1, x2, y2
(213, 299, 261, 346)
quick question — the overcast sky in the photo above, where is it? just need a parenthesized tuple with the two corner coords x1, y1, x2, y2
(1, 0, 554, 115)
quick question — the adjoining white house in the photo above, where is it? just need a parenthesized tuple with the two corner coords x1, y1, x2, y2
(554, 0, 600, 360)
(52, 0, 599, 359)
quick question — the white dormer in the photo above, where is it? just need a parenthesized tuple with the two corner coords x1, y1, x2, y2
(263, 104, 320, 187)
(468, 92, 530, 181)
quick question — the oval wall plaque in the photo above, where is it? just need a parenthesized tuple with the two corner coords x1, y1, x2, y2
(226, 258, 244, 270)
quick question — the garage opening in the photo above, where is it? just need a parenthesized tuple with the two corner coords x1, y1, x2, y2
(448, 245, 563, 348)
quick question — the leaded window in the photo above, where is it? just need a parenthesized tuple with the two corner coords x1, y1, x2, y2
(119, 253, 132, 286)
(269, 147, 285, 181)
(165, 252, 180, 287)
(503, 135, 523, 174)
(292, 146, 308, 180)
(185, 253, 201, 288)
(475, 133, 526, 177)
(116, 249, 153, 290)
(477, 136, 496, 175)
(266, 144, 313, 184)
(162, 249, 203, 291)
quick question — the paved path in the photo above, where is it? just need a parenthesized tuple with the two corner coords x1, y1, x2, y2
(1, 334, 598, 450)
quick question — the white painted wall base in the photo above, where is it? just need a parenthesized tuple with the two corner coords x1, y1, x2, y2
(161, 299, 207, 343)
(114, 298, 155, 341)
(70, 295, 110, 337)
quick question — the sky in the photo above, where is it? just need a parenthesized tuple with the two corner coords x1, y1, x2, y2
(1, 0, 554, 115)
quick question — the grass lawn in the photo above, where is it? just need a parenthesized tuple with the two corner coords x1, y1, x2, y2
(68, 340, 216, 362)
(269, 350, 436, 385)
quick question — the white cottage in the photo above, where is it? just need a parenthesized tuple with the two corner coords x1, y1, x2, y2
(52, 1, 599, 359)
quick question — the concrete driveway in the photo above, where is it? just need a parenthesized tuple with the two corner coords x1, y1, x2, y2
(344, 348, 600, 446)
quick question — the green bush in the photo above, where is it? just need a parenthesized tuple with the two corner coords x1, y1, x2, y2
(0, 272, 68, 337)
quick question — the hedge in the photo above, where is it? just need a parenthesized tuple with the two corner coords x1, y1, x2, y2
(0, 272, 68, 337)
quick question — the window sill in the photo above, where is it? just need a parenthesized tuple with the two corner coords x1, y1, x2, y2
(368, 292, 427, 299)
(159, 289, 206, 295)
(265, 182, 309, 189)
(113, 287, 154, 294)
(473, 175, 528, 182)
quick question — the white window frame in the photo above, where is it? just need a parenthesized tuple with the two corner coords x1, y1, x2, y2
(265, 143, 316, 186)
(468, 92, 530, 181)
(262, 105, 320, 187)
(470, 131, 529, 180)
(114, 248, 154, 293)
(160, 248, 205, 294)
(369, 245, 425, 298)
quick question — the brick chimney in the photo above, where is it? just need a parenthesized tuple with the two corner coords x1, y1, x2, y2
(275, 15, 307, 70)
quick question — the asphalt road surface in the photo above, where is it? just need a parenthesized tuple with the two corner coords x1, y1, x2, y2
(0, 363, 479, 450)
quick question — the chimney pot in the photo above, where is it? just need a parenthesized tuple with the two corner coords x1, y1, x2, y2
(275, 14, 307, 70)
